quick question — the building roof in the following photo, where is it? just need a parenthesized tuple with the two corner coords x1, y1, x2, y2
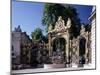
(88, 6, 96, 20)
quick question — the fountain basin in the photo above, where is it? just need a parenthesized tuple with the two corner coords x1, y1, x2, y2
(44, 64, 66, 69)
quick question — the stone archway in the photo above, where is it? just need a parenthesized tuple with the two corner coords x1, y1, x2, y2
(48, 16, 72, 64)
(52, 37, 66, 60)
(79, 37, 86, 56)
(79, 37, 86, 64)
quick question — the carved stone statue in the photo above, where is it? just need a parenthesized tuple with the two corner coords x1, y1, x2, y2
(52, 48, 65, 64)
(71, 38, 78, 64)
(80, 25, 85, 35)
(66, 18, 71, 28)
(14, 25, 22, 32)
(48, 24, 53, 32)
(54, 16, 65, 31)
(58, 16, 63, 21)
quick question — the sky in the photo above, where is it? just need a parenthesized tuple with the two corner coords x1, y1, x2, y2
(12, 0, 93, 38)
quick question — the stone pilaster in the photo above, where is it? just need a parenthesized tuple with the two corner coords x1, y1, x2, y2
(48, 33, 52, 56)
(65, 30, 69, 63)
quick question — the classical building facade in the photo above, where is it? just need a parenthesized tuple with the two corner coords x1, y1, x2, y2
(88, 6, 96, 67)
(12, 26, 21, 64)
(12, 26, 32, 65)
(48, 16, 91, 66)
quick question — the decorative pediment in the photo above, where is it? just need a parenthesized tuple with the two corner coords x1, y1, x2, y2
(80, 25, 85, 35)
(48, 24, 53, 32)
(54, 16, 66, 32)
(14, 25, 22, 32)
(66, 18, 71, 28)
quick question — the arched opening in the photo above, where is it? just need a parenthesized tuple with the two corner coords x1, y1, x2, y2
(79, 37, 86, 64)
(52, 37, 66, 60)
(79, 37, 86, 56)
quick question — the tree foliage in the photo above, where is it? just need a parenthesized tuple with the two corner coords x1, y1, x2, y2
(31, 28, 43, 41)
(42, 3, 81, 37)
(84, 24, 91, 32)
(31, 28, 48, 43)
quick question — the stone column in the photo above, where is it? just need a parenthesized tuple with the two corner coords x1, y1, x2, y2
(69, 40, 72, 67)
(88, 35, 91, 63)
(69, 40, 72, 63)
(48, 33, 52, 56)
(84, 34, 89, 64)
(85, 39, 88, 64)
(65, 30, 69, 63)
(77, 37, 79, 64)
(66, 44, 68, 62)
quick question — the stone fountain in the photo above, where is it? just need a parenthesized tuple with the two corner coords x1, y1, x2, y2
(44, 48, 66, 69)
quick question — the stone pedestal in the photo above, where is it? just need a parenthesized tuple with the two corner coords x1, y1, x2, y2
(44, 64, 66, 69)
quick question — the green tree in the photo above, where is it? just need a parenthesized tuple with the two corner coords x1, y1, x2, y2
(42, 34, 48, 43)
(31, 28, 48, 43)
(42, 3, 81, 37)
(84, 24, 91, 32)
(31, 28, 43, 41)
